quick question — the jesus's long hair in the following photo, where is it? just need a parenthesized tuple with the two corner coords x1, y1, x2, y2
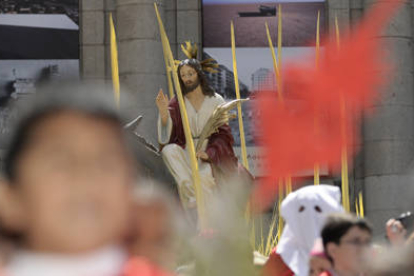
(177, 59, 215, 97)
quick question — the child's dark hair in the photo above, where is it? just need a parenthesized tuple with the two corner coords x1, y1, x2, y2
(3, 86, 125, 182)
(321, 213, 372, 261)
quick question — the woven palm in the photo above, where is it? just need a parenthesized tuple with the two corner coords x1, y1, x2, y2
(175, 41, 219, 73)
(196, 98, 249, 151)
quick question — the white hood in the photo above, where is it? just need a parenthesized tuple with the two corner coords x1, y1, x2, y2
(276, 185, 343, 276)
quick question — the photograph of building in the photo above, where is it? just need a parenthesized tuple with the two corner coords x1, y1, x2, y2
(0, 0, 78, 23)
(251, 68, 276, 93)
(202, 0, 326, 47)
(0, 14, 79, 59)
(0, 0, 80, 139)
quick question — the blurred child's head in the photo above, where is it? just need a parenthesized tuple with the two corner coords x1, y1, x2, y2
(309, 238, 332, 276)
(309, 255, 331, 276)
(0, 87, 137, 254)
(128, 182, 181, 270)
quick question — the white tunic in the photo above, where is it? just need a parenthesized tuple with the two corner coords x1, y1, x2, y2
(4, 246, 127, 276)
(158, 93, 225, 208)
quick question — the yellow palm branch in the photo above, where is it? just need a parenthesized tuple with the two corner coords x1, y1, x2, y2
(195, 98, 248, 152)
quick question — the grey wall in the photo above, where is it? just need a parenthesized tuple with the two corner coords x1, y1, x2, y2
(362, 0, 414, 233)
(324, 0, 414, 234)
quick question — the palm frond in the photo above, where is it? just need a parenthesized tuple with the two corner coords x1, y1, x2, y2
(204, 67, 219, 74)
(200, 58, 219, 73)
(181, 44, 192, 59)
(181, 41, 198, 59)
(179, 42, 220, 74)
(191, 43, 198, 58)
(196, 98, 249, 152)
(200, 58, 217, 65)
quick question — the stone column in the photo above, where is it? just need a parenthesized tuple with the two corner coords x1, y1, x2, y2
(104, 0, 117, 80)
(363, 0, 414, 233)
(80, 0, 106, 85)
(328, 0, 362, 209)
(328, 0, 351, 37)
(176, 0, 202, 60)
(350, 0, 364, 25)
(165, 0, 178, 58)
(116, 0, 167, 143)
(350, 0, 365, 217)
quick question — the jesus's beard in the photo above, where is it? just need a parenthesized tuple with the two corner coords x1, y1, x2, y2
(183, 79, 200, 94)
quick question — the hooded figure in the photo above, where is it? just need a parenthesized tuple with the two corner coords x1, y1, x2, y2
(264, 185, 344, 276)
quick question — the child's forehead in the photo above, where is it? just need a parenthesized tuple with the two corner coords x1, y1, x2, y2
(34, 110, 119, 129)
(24, 111, 123, 148)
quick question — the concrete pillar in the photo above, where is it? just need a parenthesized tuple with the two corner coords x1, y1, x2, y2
(328, 0, 351, 37)
(79, 0, 106, 86)
(350, 0, 365, 215)
(362, 0, 414, 234)
(116, 0, 167, 143)
(104, 0, 117, 80)
(328, 0, 362, 209)
(176, 0, 202, 60)
(350, 0, 363, 26)
(165, 0, 178, 58)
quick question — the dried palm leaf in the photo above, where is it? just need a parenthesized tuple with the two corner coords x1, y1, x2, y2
(181, 41, 198, 59)
(200, 58, 218, 66)
(201, 58, 219, 73)
(176, 42, 219, 74)
(204, 67, 219, 74)
(196, 98, 249, 152)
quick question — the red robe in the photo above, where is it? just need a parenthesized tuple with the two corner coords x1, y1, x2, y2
(262, 248, 294, 276)
(166, 97, 238, 171)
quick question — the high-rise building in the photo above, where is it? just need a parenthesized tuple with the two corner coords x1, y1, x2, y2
(204, 53, 249, 99)
(251, 68, 276, 93)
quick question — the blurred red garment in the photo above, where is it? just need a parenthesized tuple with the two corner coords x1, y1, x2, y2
(262, 248, 293, 276)
(263, 250, 335, 276)
(122, 257, 174, 276)
(252, 0, 403, 208)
